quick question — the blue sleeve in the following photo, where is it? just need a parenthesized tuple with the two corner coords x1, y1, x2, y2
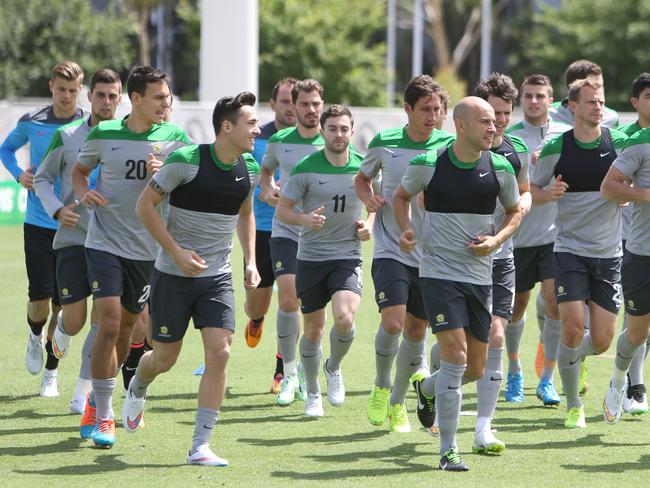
(0, 121, 29, 180)
(252, 138, 268, 166)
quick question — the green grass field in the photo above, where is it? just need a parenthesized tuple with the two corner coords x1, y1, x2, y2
(1, 224, 649, 487)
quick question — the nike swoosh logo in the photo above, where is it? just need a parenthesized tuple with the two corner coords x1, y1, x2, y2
(302, 353, 318, 358)
(479, 172, 490, 177)
(278, 334, 291, 339)
(410, 361, 422, 367)
(376, 352, 392, 358)
(391, 153, 402, 159)
(202, 424, 213, 430)
(338, 338, 354, 344)
(569, 358, 580, 365)
(111, 146, 122, 151)
(600, 152, 610, 157)
(127, 412, 143, 430)
(284, 148, 295, 153)
(503, 152, 513, 157)
(447, 385, 459, 390)
(124, 366, 137, 372)
(235, 176, 245, 181)
(490, 376, 501, 381)
(416, 383, 426, 410)
(318, 180, 328, 185)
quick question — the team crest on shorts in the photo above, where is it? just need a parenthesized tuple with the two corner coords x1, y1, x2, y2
(275, 261, 283, 270)
(628, 299, 636, 310)
(557, 285, 566, 295)
(159, 326, 169, 337)
(435, 313, 447, 326)
(92, 281, 99, 290)
(61, 288, 69, 297)
(378, 291, 387, 302)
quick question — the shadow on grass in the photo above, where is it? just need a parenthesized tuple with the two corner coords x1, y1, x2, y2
(0, 436, 85, 456)
(562, 454, 650, 473)
(176, 412, 306, 427)
(0, 426, 78, 436)
(12, 453, 184, 476)
(507, 432, 650, 451)
(0, 394, 39, 403)
(239, 429, 388, 447)
(270, 441, 431, 479)
(0, 408, 74, 421)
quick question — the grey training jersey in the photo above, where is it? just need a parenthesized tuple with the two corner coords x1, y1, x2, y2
(153, 144, 259, 276)
(282, 149, 364, 262)
(402, 147, 520, 286)
(360, 126, 455, 267)
(77, 118, 191, 260)
(35, 117, 91, 250)
(612, 129, 650, 256)
(261, 127, 324, 242)
(506, 119, 571, 248)
(531, 129, 627, 258)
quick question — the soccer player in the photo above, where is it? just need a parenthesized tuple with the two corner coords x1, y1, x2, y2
(0, 61, 85, 396)
(244, 77, 296, 394)
(601, 122, 650, 424)
(259, 79, 325, 406)
(506, 74, 571, 407)
(550, 59, 619, 128)
(122, 92, 261, 466)
(397, 97, 522, 471)
(71, 66, 190, 449)
(276, 104, 372, 417)
(471, 73, 530, 453)
(34, 69, 122, 414)
(355, 75, 454, 433)
(530, 79, 627, 429)
(613, 73, 650, 415)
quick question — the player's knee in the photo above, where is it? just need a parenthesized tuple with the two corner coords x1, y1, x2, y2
(154, 352, 179, 373)
(278, 294, 299, 313)
(97, 318, 121, 341)
(488, 330, 505, 349)
(333, 313, 354, 333)
(512, 295, 529, 320)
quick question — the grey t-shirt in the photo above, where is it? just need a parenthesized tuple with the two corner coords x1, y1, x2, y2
(506, 118, 572, 248)
(153, 144, 260, 276)
(531, 129, 627, 258)
(34, 117, 91, 250)
(77, 118, 191, 260)
(401, 147, 520, 286)
(611, 129, 650, 256)
(360, 126, 455, 267)
(282, 149, 364, 261)
(261, 127, 324, 242)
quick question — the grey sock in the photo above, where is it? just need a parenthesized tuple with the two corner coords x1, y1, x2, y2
(191, 407, 219, 453)
(79, 323, 97, 381)
(92, 377, 116, 419)
(476, 348, 503, 420)
(536, 292, 545, 340)
(420, 334, 429, 370)
(583, 304, 590, 330)
(558, 343, 582, 409)
(506, 319, 524, 374)
(629, 342, 647, 386)
(422, 370, 437, 397)
(390, 337, 425, 405)
(277, 310, 299, 372)
(580, 331, 598, 357)
(615, 331, 641, 376)
(328, 324, 355, 372)
(436, 361, 465, 456)
(429, 341, 440, 374)
(300, 336, 322, 395)
(542, 317, 562, 380)
(374, 325, 399, 389)
(130, 370, 151, 399)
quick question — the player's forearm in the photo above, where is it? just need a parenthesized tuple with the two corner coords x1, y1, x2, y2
(494, 206, 523, 246)
(392, 190, 412, 232)
(276, 201, 304, 226)
(259, 168, 275, 197)
(0, 131, 27, 180)
(33, 177, 64, 218)
(530, 184, 553, 205)
(519, 191, 532, 215)
(236, 211, 256, 267)
(354, 173, 374, 204)
(601, 178, 650, 203)
(71, 164, 90, 199)
(136, 197, 181, 258)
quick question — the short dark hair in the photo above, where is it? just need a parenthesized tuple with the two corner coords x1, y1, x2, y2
(564, 59, 602, 88)
(632, 73, 650, 99)
(291, 79, 324, 104)
(212, 91, 257, 135)
(126, 65, 168, 99)
(403, 75, 446, 108)
(90, 69, 121, 92)
(520, 74, 553, 97)
(51, 61, 84, 83)
(271, 77, 297, 102)
(320, 104, 353, 128)
(568, 78, 602, 103)
(474, 73, 518, 103)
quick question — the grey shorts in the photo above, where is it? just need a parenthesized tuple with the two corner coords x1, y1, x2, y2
(420, 277, 492, 343)
(150, 270, 235, 343)
(492, 258, 515, 321)
(296, 259, 362, 314)
(56, 245, 91, 305)
(270, 237, 298, 277)
(371, 258, 426, 320)
(554, 252, 622, 314)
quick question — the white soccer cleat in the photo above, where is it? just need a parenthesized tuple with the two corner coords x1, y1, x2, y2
(472, 429, 506, 455)
(323, 360, 345, 407)
(623, 384, 649, 416)
(276, 374, 299, 406)
(26, 333, 44, 375)
(305, 393, 324, 417)
(69, 395, 86, 414)
(603, 383, 624, 425)
(122, 379, 146, 433)
(40, 370, 59, 397)
(52, 312, 72, 359)
(187, 445, 229, 467)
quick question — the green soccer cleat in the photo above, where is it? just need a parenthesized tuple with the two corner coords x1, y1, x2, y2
(276, 374, 299, 406)
(366, 385, 389, 426)
(439, 448, 469, 471)
(388, 403, 411, 433)
(565, 406, 586, 429)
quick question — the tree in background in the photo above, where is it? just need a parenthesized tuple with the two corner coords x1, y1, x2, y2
(506, 0, 650, 111)
(258, 0, 387, 106)
(0, 0, 134, 98)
